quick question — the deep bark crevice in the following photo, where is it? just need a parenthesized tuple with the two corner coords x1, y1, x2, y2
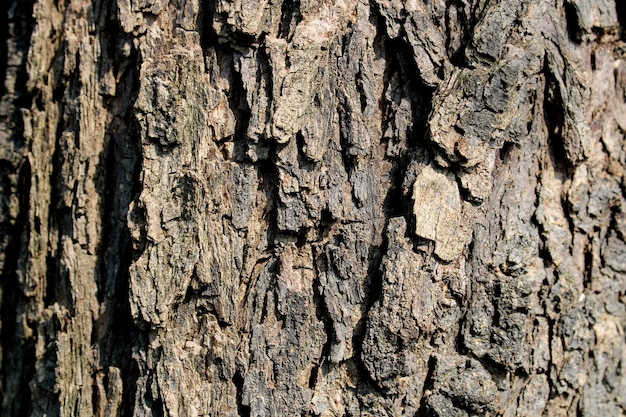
(416, 355, 437, 416)
(233, 370, 251, 417)
(564, 1, 583, 43)
(543, 64, 572, 176)
(0, 160, 34, 417)
(94, 4, 142, 414)
(444, 0, 474, 67)
(278, 0, 302, 41)
(312, 251, 335, 363)
(3, 0, 36, 107)
(617, 0, 626, 39)
(46, 95, 70, 310)
(258, 150, 281, 248)
(221, 50, 253, 163)
(0, 0, 9, 98)
(146, 372, 165, 417)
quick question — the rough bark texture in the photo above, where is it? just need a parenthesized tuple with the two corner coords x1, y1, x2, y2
(1, 0, 626, 415)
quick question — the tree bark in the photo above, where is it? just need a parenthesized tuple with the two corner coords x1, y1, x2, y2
(1, 0, 625, 415)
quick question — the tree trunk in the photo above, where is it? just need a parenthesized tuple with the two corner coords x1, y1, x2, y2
(1, 0, 625, 415)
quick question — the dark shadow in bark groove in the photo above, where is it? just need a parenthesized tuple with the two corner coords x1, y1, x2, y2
(0, 162, 13, 270)
(0, 161, 35, 417)
(364, 240, 385, 312)
(312, 251, 335, 364)
(220, 49, 252, 162)
(499, 140, 515, 163)
(95, 137, 141, 417)
(445, 0, 474, 68)
(543, 62, 572, 177)
(278, 0, 302, 41)
(91, 4, 142, 414)
(201, 0, 256, 49)
(350, 245, 387, 392)
(617, 0, 626, 39)
(145, 369, 165, 417)
(563, 1, 583, 43)
(296, 131, 318, 170)
(0, 0, 8, 98)
(233, 370, 252, 417)
(198, 0, 217, 52)
(258, 149, 281, 249)
(255, 43, 274, 145)
(0, 3, 38, 414)
(416, 355, 437, 416)
(376, 29, 436, 242)
(337, 101, 358, 177)
(1, 0, 35, 104)
(46, 119, 73, 309)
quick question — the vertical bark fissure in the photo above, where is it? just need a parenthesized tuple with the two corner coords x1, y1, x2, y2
(0, 161, 35, 417)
